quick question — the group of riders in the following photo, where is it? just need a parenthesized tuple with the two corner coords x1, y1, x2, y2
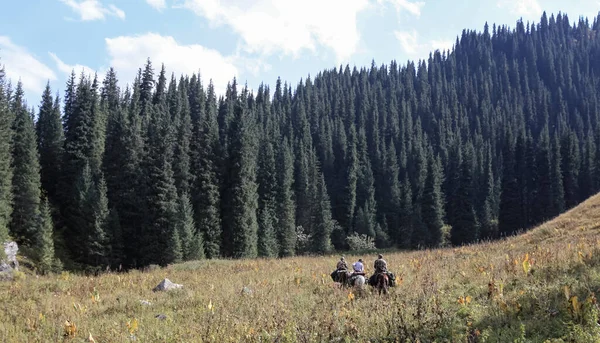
(330, 254, 396, 288)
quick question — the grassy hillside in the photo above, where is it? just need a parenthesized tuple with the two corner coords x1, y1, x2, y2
(2, 195, 600, 342)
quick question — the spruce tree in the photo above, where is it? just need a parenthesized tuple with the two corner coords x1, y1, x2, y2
(499, 131, 521, 236)
(550, 132, 565, 216)
(561, 130, 580, 209)
(0, 64, 13, 243)
(177, 192, 199, 261)
(310, 170, 334, 253)
(192, 82, 221, 259)
(105, 208, 123, 268)
(173, 80, 192, 195)
(257, 134, 278, 257)
(36, 197, 58, 274)
(141, 102, 179, 266)
(221, 88, 259, 258)
(276, 137, 296, 256)
(450, 142, 479, 245)
(10, 81, 41, 246)
(36, 83, 64, 204)
(422, 149, 445, 247)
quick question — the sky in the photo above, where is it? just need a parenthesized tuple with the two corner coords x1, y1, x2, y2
(0, 0, 599, 108)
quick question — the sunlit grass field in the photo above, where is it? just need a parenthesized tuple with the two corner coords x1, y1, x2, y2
(2, 194, 600, 342)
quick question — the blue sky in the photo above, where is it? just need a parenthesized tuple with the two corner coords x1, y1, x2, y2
(1, 0, 599, 107)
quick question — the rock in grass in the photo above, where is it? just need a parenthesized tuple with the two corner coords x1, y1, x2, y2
(152, 278, 183, 292)
(0, 241, 19, 280)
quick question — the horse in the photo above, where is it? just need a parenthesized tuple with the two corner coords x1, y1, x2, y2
(352, 275, 366, 289)
(374, 272, 389, 295)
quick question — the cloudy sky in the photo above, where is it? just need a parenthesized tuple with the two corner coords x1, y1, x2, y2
(1, 0, 598, 106)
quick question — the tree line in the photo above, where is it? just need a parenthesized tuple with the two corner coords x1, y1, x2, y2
(1, 11, 600, 272)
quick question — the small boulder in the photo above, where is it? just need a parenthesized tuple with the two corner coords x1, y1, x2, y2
(0, 241, 19, 279)
(241, 286, 253, 296)
(155, 314, 167, 320)
(3, 241, 19, 270)
(152, 278, 183, 292)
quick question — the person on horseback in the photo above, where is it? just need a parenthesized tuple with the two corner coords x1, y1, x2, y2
(337, 256, 348, 271)
(369, 254, 397, 287)
(374, 254, 387, 274)
(352, 258, 365, 276)
(331, 256, 349, 283)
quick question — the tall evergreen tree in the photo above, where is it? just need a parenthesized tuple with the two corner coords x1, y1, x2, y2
(450, 142, 479, 244)
(10, 81, 41, 246)
(0, 64, 13, 243)
(276, 137, 296, 256)
(310, 169, 334, 253)
(221, 88, 259, 258)
(257, 134, 278, 257)
(36, 83, 64, 204)
(422, 149, 445, 247)
(35, 197, 58, 274)
(192, 82, 221, 259)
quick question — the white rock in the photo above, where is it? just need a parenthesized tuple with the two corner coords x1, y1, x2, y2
(152, 278, 183, 292)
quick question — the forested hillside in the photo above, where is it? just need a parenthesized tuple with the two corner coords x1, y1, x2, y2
(1, 11, 600, 271)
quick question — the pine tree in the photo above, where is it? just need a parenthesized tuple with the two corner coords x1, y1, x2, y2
(141, 102, 179, 266)
(221, 88, 259, 258)
(499, 131, 521, 236)
(276, 137, 296, 256)
(550, 132, 565, 216)
(422, 149, 445, 247)
(36, 197, 57, 274)
(36, 83, 64, 204)
(450, 142, 479, 245)
(86, 172, 109, 267)
(10, 81, 41, 246)
(257, 134, 278, 257)
(105, 208, 123, 268)
(310, 170, 334, 253)
(561, 130, 580, 209)
(177, 192, 199, 261)
(192, 82, 221, 259)
(381, 140, 402, 245)
(0, 64, 13, 243)
(532, 125, 552, 225)
(173, 80, 192, 195)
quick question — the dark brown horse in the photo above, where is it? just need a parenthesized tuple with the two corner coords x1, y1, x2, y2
(375, 272, 389, 295)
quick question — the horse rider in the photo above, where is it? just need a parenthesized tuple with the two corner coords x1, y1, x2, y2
(351, 258, 365, 277)
(337, 256, 348, 271)
(331, 256, 349, 283)
(369, 254, 388, 285)
(374, 254, 387, 274)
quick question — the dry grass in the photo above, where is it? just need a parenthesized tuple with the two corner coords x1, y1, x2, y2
(3, 195, 600, 342)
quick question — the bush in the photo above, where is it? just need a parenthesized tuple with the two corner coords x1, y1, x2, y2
(346, 232, 376, 251)
(441, 225, 452, 247)
(296, 226, 311, 254)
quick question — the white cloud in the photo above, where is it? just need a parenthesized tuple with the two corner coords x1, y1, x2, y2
(430, 39, 454, 53)
(105, 33, 238, 94)
(394, 30, 419, 55)
(378, 0, 424, 17)
(394, 30, 454, 59)
(496, 0, 542, 18)
(48, 52, 103, 79)
(59, 0, 125, 21)
(179, 0, 370, 63)
(146, 0, 167, 11)
(0, 36, 57, 100)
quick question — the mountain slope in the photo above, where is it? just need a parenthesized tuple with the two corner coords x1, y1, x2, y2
(2, 193, 600, 342)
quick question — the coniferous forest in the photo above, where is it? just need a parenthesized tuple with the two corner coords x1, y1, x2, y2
(1, 12, 600, 272)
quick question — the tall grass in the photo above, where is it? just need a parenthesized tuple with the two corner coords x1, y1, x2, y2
(2, 195, 600, 342)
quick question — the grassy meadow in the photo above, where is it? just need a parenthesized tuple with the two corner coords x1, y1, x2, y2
(3, 195, 600, 342)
